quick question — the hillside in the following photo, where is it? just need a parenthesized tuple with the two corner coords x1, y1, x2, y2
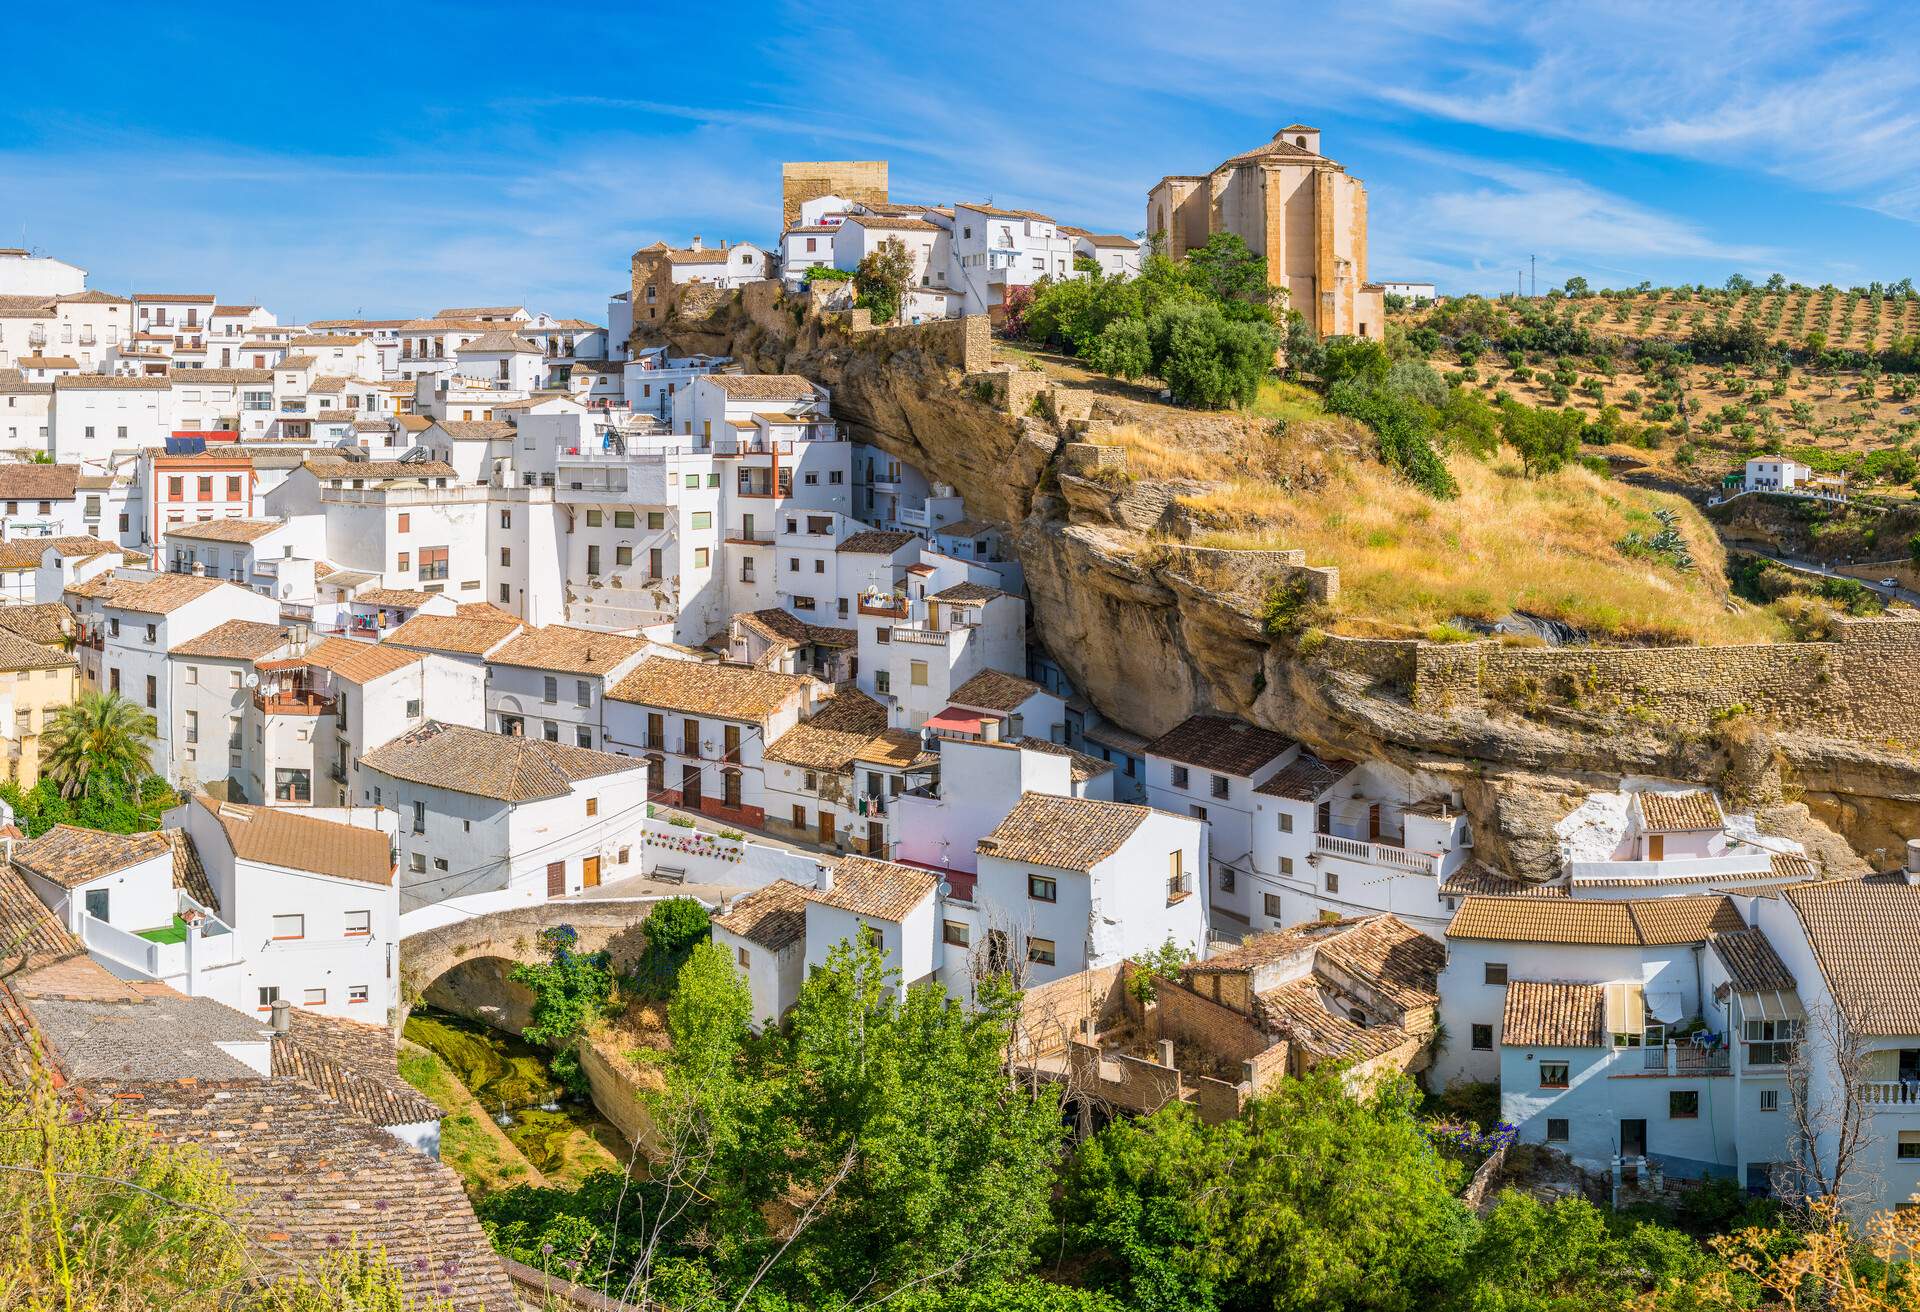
(1390, 290, 1920, 506)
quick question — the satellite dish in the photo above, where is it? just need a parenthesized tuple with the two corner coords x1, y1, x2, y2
(937, 881, 952, 899)
(243, 673, 260, 689)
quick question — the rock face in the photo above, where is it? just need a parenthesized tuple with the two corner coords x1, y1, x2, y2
(646, 290, 1918, 874)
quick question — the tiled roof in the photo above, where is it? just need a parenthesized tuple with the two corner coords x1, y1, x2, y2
(0, 861, 82, 969)
(931, 581, 1004, 604)
(22, 991, 266, 1081)
(763, 688, 890, 770)
(1768, 852, 1820, 882)
(381, 612, 522, 657)
(0, 535, 119, 570)
(836, 529, 917, 555)
(301, 635, 424, 684)
(1709, 927, 1795, 992)
(1014, 736, 1114, 781)
(53, 375, 169, 390)
(130, 1082, 520, 1311)
(1255, 977, 1408, 1061)
(193, 795, 393, 886)
(738, 607, 856, 650)
(1254, 753, 1356, 801)
(163, 516, 284, 545)
(610, 656, 807, 723)
(712, 879, 810, 951)
(168, 367, 273, 383)
(0, 627, 69, 672)
(1437, 863, 1569, 898)
(1313, 914, 1444, 1009)
(436, 420, 516, 441)
(845, 214, 940, 232)
(303, 458, 457, 481)
(489, 625, 648, 676)
(1447, 894, 1745, 946)
(0, 463, 79, 500)
(272, 1009, 438, 1126)
(1080, 233, 1140, 249)
(168, 618, 289, 661)
(1783, 880, 1920, 1036)
(1081, 718, 1152, 757)
(1145, 714, 1295, 777)
(0, 603, 75, 648)
(853, 728, 937, 770)
(1186, 917, 1369, 973)
(977, 792, 1155, 870)
(1501, 980, 1607, 1047)
(458, 330, 540, 354)
(15, 825, 170, 889)
(1636, 790, 1725, 832)
(931, 517, 1000, 539)
(134, 292, 216, 302)
(949, 668, 1048, 713)
(165, 829, 216, 908)
(351, 587, 437, 608)
(435, 305, 526, 319)
(708, 374, 818, 400)
(361, 721, 639, 803)
(71, 572, 229, 615)
(805, 855, 936, 922)
(957, 201, 1054, 221)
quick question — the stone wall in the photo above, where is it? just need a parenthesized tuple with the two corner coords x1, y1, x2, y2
(1410, 613, 1920, 738)
(576, 1031, 659, 1154)
(1068, 1038, 1183, 1114)
(780, 160, 888, 229)
(1155, 977, 1275, 1066)
(1014, 961, 1129, 1060)
(1169, 544, 1339, 606)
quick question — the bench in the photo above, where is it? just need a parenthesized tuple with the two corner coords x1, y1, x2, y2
(652, 865, 687, 885)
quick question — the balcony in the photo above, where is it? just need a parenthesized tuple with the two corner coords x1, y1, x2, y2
(858, 596, 909, 619)
(1863, 1082, 1920, 1106)
(1639, 1040, 1732, 1075)
(897, 505, 929, 528)
(726, 529, 776, 545)
(888, 626, 952, 647)
(255, 688, 335, 716)
(328, 762, 348, 783)
(1312, 831, 1442, 877)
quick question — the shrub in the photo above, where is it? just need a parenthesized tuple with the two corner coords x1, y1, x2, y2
(1086, 316, 1152, 381)
(1147, 301, 1278, 409)
(633, 897, 713, 996)
(802, 265, 852, 283)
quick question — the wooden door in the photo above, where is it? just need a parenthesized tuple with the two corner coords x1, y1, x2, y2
(1368, 804, 1381, 842)
(1648, 834, 1665, 861)
(681, 764, 702, 808)
(583, 856, 600, 889)
(646, 713, 663, 750)
(866, 821, 883, 853)
(817, 810, 834, 844)
(546, 861, 565, 897)
(723, 769, 741, 808)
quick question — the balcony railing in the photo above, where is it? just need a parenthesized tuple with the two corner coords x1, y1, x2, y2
(888, 627, 951, 647)
(255, 689, 335, 715)
(858, 596, 909, 618)
(1862, 1081, 1920, 1106)
(1639, 1041, 1732, 1075)
(1313, 831, 1442, 876)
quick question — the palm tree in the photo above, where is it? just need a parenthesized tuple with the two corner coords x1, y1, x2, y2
(39, 691, 156, 801)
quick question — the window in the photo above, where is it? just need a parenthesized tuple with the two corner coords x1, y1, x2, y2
(411, 800, 426, 834)
(145, 623, 156, 643)
(1539, 1063, 1569, 1089)
(586, 509, 603, 527)
(1263, 893, 1283, 918)
(586, 797, 599, 817)
(1211, 774, 1230, 799)
(144, 674, 156, 708)
(1743, 1018, 1799, 1066)
(434, 858, 449, 871)
(1471, 1023, 1493, 1051)
(1170, 765, 1189, 789)
(693, 548, 710, 568)
(1546, 1118, 1569, 1143)
(303, 988, 326, 1007)
(406, 698, 421, 718)
(397, 551, 410, 571)
(1324, 871, 1339, 893)
(409, 853, 426, 872)
(1278, 811, 1293, 833)
(1759, 1088, 1780, 1113)
(185, 665, 198, 685)
(1027, 937, 1056, 967)
(910, 660, 927, 686)
(344, 910, 370, 937)
(348, 985, 369, 1004)
(1219, 867, 1235, 893)
(1027, 874, 1057, 902)
(272, 914, 305, 940)
(109, 618, 120, 637)
(1606, 981, 1647, 1047)
(615, 545, 632, 566)
(1484, 963, 1508, 986)
(576, 727, 591, 747)
(1167, 850, 1186, 900)
(419, 546, 448, 581)
(690, 510, 711, 529)
(1670, 1091, 1699, 1119)
(543, 675, 558, 703)
(647, 511, 664, 530)
(274, 769, 310, 803)
(943, 920, 970, 947)
(1279, 856, 1294, 875)
(614, 510, 634, 529)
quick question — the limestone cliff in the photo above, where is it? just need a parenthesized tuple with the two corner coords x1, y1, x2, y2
(645, 287, 1916, 878)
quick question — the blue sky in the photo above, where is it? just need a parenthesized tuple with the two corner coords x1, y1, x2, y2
(6, 1, 1919, 323)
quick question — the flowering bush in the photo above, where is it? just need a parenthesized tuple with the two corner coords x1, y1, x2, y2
(1421, 1119, 1517, 1163)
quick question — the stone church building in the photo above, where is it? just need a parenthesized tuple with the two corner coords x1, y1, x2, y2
(1148, 125, 1384, 339)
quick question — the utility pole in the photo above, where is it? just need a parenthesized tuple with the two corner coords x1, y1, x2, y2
(1530, 254, 1537, 297)
(1517, 270, 1524, 298)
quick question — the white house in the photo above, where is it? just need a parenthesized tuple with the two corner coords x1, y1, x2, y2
(1143, 713, 1296, 929)
(1743, 456, 1833, 496)
(941, 203, 1078, 321)
(892, 733, 1116, 880)
(801, 855, 940, 997)
(1551, 787, 1816, 902)
(971, 791, 1206, 986)
(359, 720, 650, 912)
(710, 878, 810, 1031)
(486, 625, 651, 749)
(177, 793, 403, 1021)
(50, 375, 172, 464)
(1379, 281, 1437, 303)
(1066, 230, 1143, 279)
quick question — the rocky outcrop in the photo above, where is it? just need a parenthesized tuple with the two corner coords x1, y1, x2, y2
(644, 290, 1920, 873)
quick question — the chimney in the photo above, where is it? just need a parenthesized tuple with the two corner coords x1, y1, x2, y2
(1157, 1039, 1175, 1068)
(690, 235, 703, 251)
(270, 998, 291, 1033)
(191, 561, 205, 577)
(1905, 839, 1920, 884)
(814, 863, 833, 893)
(980, 717, 1000, 744)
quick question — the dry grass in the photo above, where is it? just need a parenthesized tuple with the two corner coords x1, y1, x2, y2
(1097, 423, 1221, 482)
(1181, 452, 1784, 645)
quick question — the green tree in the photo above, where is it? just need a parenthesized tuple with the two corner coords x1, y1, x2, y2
(1086, 316, 1152, 380)
(1562, 275, 1591, 297)
(633, 896, 712, 994)
(1182, 233, 1279, 320)
(1061, 1070, 1472, 1312)
(853, 235, 914, 325)
(1498, 399, 1585, 477)
(39, 690, 154, 801)
(1147, 301, 1278, 408)
(509, 926, 614, 1091)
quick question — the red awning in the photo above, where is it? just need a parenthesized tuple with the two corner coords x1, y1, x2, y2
(924, 707, 983, 735)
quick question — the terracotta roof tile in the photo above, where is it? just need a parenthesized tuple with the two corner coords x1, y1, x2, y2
(488, 625, 649, 677)
(977, 792, 1157, 871)
(836, 529, 917, 555)
(1437, 863, 1568, 898)
(805, 855, 936, 922)
(708, 374, 819, 400)
(164, 829, 216, 908)
(1255, 977, 1408, 1061)
(1145, 714, 1295, 777)
(0, 535, 119, 570)
(1709, 927, 1796, 993)
(763, 688, 890, 770)
(1446, 894, 1745, 945)
(1314, 915, 1444, 1010)
(192, 795, 393, 886)
(271, 1010, 437, 1127)
(949, 669, 1048, 713)
(300, 635, 424, 684)
(1254, 753, 1356, 801)
(0, 861, 82, 969)
(0, 602, 76, 648)
(1636, 790, 1725, 832)
(70, 571, 232, 615)
(738, 608, 856, 650)
(712, 879, 810, 951)
(361, 721, 639, 803)
(0, 464, 80, 500)
(1012, 736, 1113, 781)
(15, 825, 170, 889)
(931, 581, 1004, 604)
(610, 656, 807, 723)
(1501, 980, 1607, 1047)
(381, 613, 522, 657)
(1783, 880, 1920, 1036)
(167, 618, 290, 661)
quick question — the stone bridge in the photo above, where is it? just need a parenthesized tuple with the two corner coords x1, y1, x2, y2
(394, 897, 672, 1035)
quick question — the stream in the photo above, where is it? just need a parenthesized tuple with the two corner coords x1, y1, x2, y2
(404, 1007, 627, 1180)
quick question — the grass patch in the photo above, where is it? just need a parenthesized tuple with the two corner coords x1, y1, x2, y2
(398, 1045, 536, 1200)
(1247, 377, 1326, 425)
